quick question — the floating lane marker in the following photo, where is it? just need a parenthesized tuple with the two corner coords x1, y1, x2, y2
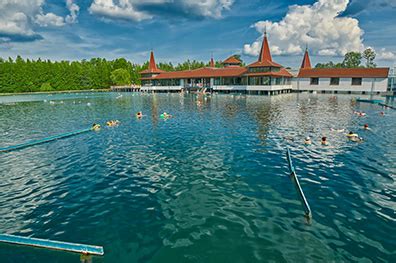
(0, 127, 92, 153)
(286, 148, 312, 219)
(378, 102, 396, 110)
(0, 234, 104, 256)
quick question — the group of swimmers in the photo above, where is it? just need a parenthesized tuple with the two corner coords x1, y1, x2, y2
(91, 111, 172, 130)
(136, 111, 172, 119)
(303, 109, 383, 146)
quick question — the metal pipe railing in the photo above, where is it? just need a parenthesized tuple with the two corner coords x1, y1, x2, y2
(0, 234, 104, 256)
(286, 148, 312, 219)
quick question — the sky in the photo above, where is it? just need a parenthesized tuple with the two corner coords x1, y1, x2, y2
(0, 0, 395, 68)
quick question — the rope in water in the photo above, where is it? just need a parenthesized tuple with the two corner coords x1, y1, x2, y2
(0, 127, 92, 153)
(286, 148, 312, 219)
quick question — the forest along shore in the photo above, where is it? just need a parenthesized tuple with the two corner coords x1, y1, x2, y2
(0, 89, 110, 96)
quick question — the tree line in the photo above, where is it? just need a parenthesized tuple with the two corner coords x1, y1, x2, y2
(315, 48, 377, 69)
(0, 56, 236, 93)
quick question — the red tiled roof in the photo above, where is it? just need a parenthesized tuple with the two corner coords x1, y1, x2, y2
(247, 60, 282, 68)
(259, 33, 272, 62)
(245, 68, 293, 77)
(301, 50, 311, 69)
(298, 68, 389, 78)
(140, 51, 165, 74)
(247, 33, 282, 68)
(223, 56, 241, 64)
(141, 66, 292, 80)
(145, 67, 247, 79)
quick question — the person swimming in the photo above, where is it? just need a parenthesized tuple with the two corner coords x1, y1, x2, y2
(363, 124, 370, 130)
(160, 112, 172, 119)
(136, 111, 143, 118)
(304, 136, 312, 145)
(321, 136, 329, 145)
(106, 120, 120, 127)
(92, 123, 101, 131)
(347, 131, 358, 138)
(346, 131, 363, 142)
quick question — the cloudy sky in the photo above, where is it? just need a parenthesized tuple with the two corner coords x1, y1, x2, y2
(0, 0, 395, 68)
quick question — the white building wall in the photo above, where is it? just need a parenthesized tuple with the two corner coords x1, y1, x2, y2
(141, 86, 182, 92)
(213, 85, 292, 91)
(293, 78, 388, 92)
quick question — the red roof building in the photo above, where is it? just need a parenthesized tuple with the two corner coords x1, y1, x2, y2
(296, 49, 390, 93)
(223, 56, 242, 67)
(298, 50, 388, 78)
(140, 34, 292, 89)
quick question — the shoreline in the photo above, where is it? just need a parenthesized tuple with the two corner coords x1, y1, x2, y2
(0, 89, 110, 96)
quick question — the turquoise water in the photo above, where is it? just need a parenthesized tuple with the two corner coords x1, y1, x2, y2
(0, 92, 395, 262)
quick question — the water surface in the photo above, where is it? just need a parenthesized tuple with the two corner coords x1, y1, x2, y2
(0, 92, 395, 262)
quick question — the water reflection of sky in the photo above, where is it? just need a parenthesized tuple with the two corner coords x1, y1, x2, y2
(0, 92, 395, 262)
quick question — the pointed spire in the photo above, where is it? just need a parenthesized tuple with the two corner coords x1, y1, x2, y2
(258, 30, 272, 62)
(149, 50, 159, 72)
(300, 46, 312, 69)
(209, 55, 215, 68)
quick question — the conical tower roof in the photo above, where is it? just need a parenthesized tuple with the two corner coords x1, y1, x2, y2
(259, 32, 272, 62)
(301, 48, 312, 69)
(140, 51, 165, 74)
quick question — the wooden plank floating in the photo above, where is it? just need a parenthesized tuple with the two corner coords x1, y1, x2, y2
(0, 234, 104, 256)
(286, 148, 312, 219)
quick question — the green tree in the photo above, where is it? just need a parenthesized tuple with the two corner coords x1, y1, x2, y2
(40, 83, 54, 91)
(110, 68, 131, 85)
(342, 51, 362, 68)
(363, 48, 376, 68)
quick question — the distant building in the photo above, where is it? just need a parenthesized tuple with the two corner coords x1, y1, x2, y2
(140, 36, 390, 95)
(294, 48, 390, 94)
(140, 32, 293, 95)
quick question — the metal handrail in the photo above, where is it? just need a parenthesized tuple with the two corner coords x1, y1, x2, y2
(286, 148, 312, 219)
(0, 234, 104, 256)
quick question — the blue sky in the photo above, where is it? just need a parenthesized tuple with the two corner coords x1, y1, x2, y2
(0, 0, 395, 68)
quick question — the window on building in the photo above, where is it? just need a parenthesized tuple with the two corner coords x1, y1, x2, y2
(352, 78, 362, 86)
(330, 78, 340, 85)
(310, 78, 319, 85)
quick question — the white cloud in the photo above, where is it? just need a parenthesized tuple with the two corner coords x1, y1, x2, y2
(35, 13, 65, 27)
(243, 0, 364, 57)
(65, 0, 80, 24)
(377, 48, 396, 60)
(88, 0, 234, 22)
(0, 0, 79, 42)
(89, 0, 152, 22)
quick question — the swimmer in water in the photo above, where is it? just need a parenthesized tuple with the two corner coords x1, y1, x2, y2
(106, 120, 120, 127)
(363, 124, 370, 130)
(380, 111, 385, 116)
(346, 131, 363, 142)
(136, 111, 143, 118)
(304, 136, 312, 145)
(321, 136, 329, 145)
(92, 123, 101, 131)
(347, 131, 358, 138)
(160, 112, 172, 119)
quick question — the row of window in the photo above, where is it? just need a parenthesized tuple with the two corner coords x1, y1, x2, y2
(248, 67, 281, 73)
(310, 77, 363, 86)
(214, 76, 291, 86)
